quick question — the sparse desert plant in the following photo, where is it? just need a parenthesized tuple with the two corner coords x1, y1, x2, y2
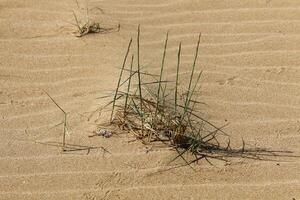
(72, 11, 120, 37)
(99, 26, 294, 168)
(71, 2, 120, 37)
(44, 90, 68, 151)
(41, 91, 110, 155)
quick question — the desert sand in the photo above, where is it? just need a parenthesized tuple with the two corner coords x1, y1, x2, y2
(1, 0, 300, 199)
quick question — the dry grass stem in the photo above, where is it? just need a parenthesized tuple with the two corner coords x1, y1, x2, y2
(44, 90, 67, 152)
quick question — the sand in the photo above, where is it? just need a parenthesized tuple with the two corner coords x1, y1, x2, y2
(1, 0, 300, 199)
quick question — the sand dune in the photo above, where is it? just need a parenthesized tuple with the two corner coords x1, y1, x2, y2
(1, 0, 300, 199)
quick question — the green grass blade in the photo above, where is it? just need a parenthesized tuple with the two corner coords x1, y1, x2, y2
(185, 71, 202, 118)
(174, 42, 182, 114)
(137, 25, 144, 132)
(181, 33, 201, 122)
(162, 81, 168, 109)
(110, 38, 133, 122)
(155, 31, 169, 116)
(124, 54, 134, 115)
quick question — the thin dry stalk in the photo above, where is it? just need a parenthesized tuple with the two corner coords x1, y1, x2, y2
(44, 91, 67, 152)
(72, 9, 120, 37)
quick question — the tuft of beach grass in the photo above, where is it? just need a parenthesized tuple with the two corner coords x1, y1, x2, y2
(98, 26, 295, 168)
(71, 5, 120, 37)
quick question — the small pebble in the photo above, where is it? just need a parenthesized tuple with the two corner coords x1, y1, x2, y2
(95, 129, 112, 138)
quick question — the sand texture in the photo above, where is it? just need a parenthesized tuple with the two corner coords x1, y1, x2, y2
(1, 0, 300, 199)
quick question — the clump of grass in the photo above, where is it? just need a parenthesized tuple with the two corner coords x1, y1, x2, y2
(100, 26, 294, 167)
(70, 1, 120, 37)
(72, 11, 120, 37)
